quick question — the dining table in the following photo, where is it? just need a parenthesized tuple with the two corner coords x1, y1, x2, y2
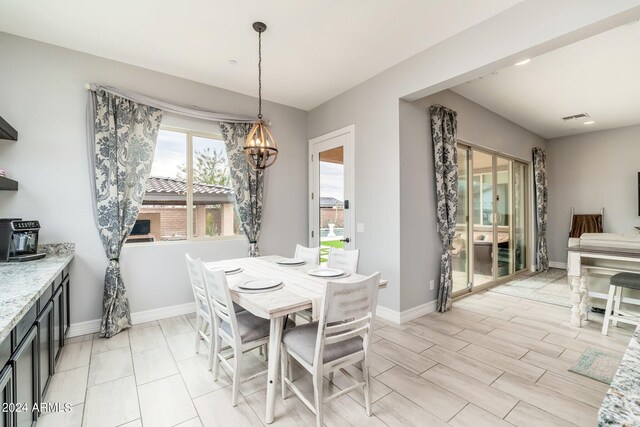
(204, 255, 388, 424)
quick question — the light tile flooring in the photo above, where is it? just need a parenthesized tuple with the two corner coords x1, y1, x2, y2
(38, 291, 633, 427)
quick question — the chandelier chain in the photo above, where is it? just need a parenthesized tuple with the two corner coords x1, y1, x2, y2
(258, 29, 262, 120)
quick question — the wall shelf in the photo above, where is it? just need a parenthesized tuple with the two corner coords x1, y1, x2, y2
(0, 176, 18, 191)
(0, 116, 18, 141)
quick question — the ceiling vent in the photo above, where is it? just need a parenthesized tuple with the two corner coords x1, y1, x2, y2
(562, 113, 590, 121)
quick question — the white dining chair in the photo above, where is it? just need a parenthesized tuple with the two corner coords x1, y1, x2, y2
(292, 247, 361, 324)
(185, 254, 248, 354)
(201, 263, 270, 406)
(185, 254, 213, 354)
(294, 244, 320, 265)
(327, 247, 360, 274)
(280, 272, 381, 427)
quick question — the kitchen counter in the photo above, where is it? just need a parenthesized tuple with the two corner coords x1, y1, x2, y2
(0, 243, 74, 343)
(598, 325, 640, 425)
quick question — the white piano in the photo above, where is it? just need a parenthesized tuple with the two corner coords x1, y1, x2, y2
(567, 233, 640, 327)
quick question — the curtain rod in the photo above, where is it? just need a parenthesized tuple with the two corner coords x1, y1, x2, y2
(85, 83, 263, 124)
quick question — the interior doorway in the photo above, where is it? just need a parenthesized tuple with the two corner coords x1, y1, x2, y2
(453, 143, 529, 296)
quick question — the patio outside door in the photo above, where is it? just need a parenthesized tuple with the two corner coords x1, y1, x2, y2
(309, 126, 355, 262)
(453, 144, 529, 296)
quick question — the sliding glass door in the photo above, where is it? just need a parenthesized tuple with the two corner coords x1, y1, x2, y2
(496, 156, 512, 279)
(471, 150, 495, 288)
(453, 144, 529, 296)
(452, 148, 470, 293)
(513, 161, 527, 273)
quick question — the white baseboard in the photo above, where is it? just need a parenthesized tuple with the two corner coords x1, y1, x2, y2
(375, 300, 438, 325)
(70, 299, 439, 337)
(549, 261, 567, 269)
(374, 305, 401, 324)
(67, 319, 102, 337)
(131, 302, 196, 324)
(68, 302, 196, 338)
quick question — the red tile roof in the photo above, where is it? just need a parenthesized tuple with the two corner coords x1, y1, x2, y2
(146, 176, 233, 196)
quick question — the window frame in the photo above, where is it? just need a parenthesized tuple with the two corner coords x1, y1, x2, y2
(135, 125, 243, 244)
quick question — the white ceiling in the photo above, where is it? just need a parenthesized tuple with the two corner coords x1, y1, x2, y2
(451, 21, 640, 139)
(0, 0, 521, 110)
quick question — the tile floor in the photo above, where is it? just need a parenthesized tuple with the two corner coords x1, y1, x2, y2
(37, 291, 632, 426)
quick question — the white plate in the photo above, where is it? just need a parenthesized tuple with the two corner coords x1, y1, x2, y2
(239, 279, 283, 290)
(277, 258, 306, 266)
(307, 268, 344, 278)
(234, 283, 284, 294)
(205, 263, 242, 274)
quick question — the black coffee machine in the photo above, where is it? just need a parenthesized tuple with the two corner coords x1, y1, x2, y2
(0, 218, 46, 262)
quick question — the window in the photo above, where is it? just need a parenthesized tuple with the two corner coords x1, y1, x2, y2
(128, 128, 241, 243)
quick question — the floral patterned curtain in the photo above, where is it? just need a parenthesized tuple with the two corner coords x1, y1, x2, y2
(220, 122, 264, 257)
(89, 89, 162, 337)
(533, 147, 549, 271)
(430, 105, 458, 312)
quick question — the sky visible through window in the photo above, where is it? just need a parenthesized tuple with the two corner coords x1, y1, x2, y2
(150, 129, 228, 180)
(320, 161, 344, 201)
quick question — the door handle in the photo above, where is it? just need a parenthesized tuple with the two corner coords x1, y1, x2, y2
(340, 237, 350, 243)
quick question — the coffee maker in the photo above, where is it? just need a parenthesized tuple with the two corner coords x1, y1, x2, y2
(0, 219, 46, 262)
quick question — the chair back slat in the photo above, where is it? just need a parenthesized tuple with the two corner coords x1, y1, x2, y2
(212, 299, 231, 323)
(327, 248, 360, 274)
(325, 316, 370, 335)
(201, 264, 240, 340)
(324, 323, 370, 345)
(313, 272, 380, 367)
(294, 244, 320, 265)
(185, 254, 209, 308)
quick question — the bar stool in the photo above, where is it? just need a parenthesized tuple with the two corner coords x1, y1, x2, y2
(602, 272, 640, 335)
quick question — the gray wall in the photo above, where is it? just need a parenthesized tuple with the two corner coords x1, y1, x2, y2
(0, 33, 308, 324)
(309, 83, 403, 311)
(399, 90, 546, 311)
(547, 124, 640, 264)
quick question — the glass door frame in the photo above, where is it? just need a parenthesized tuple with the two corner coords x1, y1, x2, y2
(453, 140, 531, 298)
(308, 125, 356, 250)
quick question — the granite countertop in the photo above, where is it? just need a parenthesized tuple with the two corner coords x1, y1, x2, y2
(599, 325, 640, 425)
(0, 243, 75, 343)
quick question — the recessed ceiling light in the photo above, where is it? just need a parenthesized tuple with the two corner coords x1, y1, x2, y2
(228, 59, 238, 65)
(514, 58, 531, 66)
(583, 121, 595, 125)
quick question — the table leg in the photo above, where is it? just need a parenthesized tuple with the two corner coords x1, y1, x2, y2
(567, 248, 583, 328)
(570, 275, 583, 327)
(579, 274, 589, 321)
(266, 316, 283, 424)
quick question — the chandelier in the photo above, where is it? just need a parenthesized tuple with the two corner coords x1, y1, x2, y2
(244, 22, 278, 170)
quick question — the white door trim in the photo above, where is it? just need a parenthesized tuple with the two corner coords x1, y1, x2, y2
(308, 125, 356, 248)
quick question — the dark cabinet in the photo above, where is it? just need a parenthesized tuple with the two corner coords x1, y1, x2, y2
(51, 286, 62, 363)
(61, 276, 70, 340)
(0, 365, 12, 427)
(13, 307, 37, 354)
(36, 301, 53, 402)
(0, 263, 71, 426)
(11, 327, 37, 427)
(0, 336, 10, 374)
